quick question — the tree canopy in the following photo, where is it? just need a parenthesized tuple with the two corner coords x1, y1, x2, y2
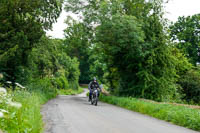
(0, 0, 63, 82)
(63, 18, 91, 83)
(170, 14, 200, 65)
(64, 0, 191, 101)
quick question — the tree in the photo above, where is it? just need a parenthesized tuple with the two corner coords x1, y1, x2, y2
(96, 13, 179, 101)
(65, 0, 190, 101)
(170, 14, 200, 65)
(0, 0, 63, 84)
(27, 36, 80, 89)
(89, 43, 108, 83)
(63, 19, 91, 83)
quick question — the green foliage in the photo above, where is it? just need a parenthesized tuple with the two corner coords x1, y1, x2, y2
(64, 0, 189, 101)
(65, 0, 196, 103)
(63, 19, 91, 83)
(89, 47, 107, 83)
(0, 0, 63, 83)
(53, 76, 69, 90)
(96, 13, 180, 101)
(57, 87, 83, 95)
(100, 95, 200, 131)
(171, 47, 193, 75)
(170, 14, 200, 65)
(0, 89, 55, 133)
(178, 68, 200, 103)
(26, 78, 57, 98)
(27, 36, 80, 90)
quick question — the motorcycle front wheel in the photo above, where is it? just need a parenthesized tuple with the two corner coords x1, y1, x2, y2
(94, 94, 98, 106)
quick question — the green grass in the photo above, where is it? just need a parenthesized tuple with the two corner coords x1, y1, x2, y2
(99, 95, 200, 131)
(57, 87, 84, 95)
(0, 90, 55, 133)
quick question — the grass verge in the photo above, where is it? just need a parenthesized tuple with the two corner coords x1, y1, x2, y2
(57, 87, 83, 95)
(0, 90, 56, 133)
(99, 95, 200, 131)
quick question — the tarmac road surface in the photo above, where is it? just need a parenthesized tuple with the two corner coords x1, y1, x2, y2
(41, 89, 199, 133)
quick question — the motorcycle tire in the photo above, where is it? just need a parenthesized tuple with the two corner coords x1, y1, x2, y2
(95, 97, 98, 106)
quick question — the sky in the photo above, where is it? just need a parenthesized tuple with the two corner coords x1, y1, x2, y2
(46, 0, 200, 39)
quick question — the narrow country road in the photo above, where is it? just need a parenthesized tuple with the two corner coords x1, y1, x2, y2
(41, 89, 199, 133)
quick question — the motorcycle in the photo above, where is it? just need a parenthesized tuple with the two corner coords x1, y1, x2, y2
(91, 88, 99, 106)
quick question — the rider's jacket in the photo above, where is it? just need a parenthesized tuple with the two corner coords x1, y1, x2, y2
(88, 81, 100, 90)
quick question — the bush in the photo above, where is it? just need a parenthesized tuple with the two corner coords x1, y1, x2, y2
(27, 78, 57, 98)
(178, 69, 200, 103)
(52, 76, 69, 90)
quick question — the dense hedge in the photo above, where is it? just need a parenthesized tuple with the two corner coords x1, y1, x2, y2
(178, 69, 200, 104)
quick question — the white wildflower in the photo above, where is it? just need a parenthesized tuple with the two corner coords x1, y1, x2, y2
(0, 109, 8, 113)
(0, 111, 3, 118)
(15, 83, 26, 89)
(6, 98, 12, 103)
(0, 87, 7, 97)
(0, 87, 7, 94)
(8, 102, 22, 109)
(6, 81, 11, 84)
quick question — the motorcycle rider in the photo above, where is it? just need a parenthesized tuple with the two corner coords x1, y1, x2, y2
(88, 77, 100, 102)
